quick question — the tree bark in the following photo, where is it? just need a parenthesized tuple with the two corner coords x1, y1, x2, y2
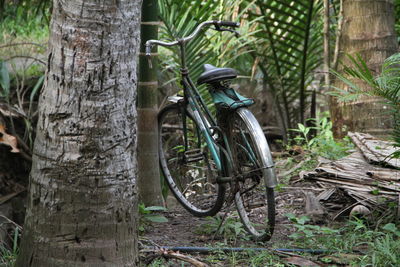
(331, 0, 398, 138)
(137, 0, 164, 206)
(16, 0, 142, 266)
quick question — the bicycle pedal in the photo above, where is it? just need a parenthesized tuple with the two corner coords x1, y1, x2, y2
(184, 149, 204, 162)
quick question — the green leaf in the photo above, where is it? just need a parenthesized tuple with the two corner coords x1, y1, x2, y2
(285, 212, 297, 221)
(298, 123, 306, 133)
(30, 75, 44, 103)
(145, 214, 169, 223)
(382, 223, 400, 237)
(382, 223, 397, 232)
(0, 61, 10, 97)
(144, 206, 167, 212)
(297, 215, 310, 225)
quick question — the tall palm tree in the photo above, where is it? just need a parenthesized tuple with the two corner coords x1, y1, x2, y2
(330, 0, 398, 138)
(16, 0, 141, 266)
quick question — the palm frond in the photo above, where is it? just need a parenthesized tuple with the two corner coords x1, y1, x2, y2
(158, 0, 260, 105)
(332, 53, 400, 149)
(248, 0, 324, 131)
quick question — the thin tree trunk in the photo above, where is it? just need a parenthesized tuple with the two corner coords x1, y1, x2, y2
(323, 0, 330, 89)
(16, 0, 142, 266)
(137, 0, 164, 207)
(331, 0, 398, 138)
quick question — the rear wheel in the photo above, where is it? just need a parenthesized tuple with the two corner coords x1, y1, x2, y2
(158, 104, 225, 217)
(228, 108, 276, 241)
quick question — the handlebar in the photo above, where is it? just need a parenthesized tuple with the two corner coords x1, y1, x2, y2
(145, 20, 240, 56)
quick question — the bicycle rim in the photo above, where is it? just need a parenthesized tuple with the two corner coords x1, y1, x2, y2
(228, 108, 276, 241)
(158, 104, 225, 217)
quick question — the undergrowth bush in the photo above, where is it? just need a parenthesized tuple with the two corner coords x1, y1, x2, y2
(331, 53, 400, 158)
(0, 0, 50, 43)
(286, 214, 400, 266)
(291, 113, 354, 160)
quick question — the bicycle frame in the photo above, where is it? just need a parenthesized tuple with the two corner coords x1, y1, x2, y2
(146, 20, 240, 181)
(151, 21, 277, 239)
(177, 42, 226, 173)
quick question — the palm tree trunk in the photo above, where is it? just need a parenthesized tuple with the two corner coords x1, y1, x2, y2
(16, 0, 141, 266)
(331, 0, 398, 138)
(137, 0, 164, 206)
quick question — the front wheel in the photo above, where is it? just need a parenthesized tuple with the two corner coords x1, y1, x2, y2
(158, 104, 225, 217)
(227, 108, 276, 241)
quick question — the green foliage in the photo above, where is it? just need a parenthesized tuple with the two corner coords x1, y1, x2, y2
(203, 244, 285, 267)
(0, 0, 50, 43)
(291, 113, 353, 160)
(0, 226, 19, 267)
(285, 214, 400, 266)
(248, 0, 324, 131)
(331, 53, 400, 157)
(138, 204, 168, 232)
(158, 0, 221, 82)
(157, 0, 259, 108)
(0, 59, 45, 150)
(197, 214, 247, 242)
(286, 213, 339, 240)
(395, 0, 400, 42)
(0, 60, 10, 98)
(246, 251, 284, 267)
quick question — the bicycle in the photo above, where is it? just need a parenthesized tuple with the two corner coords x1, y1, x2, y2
(145, 20, 277, 241)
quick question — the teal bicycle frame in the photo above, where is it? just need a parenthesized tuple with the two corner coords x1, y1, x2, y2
(146, 20, 261, 184)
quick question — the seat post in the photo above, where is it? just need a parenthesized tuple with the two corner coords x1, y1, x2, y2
(179, 40, 189, 77)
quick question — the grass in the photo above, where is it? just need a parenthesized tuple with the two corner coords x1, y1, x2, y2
(195, 214, 249, 244)
(0, 4, 49, 62)
(0, 2, 50, 43)
(0, 226, 19, 267)
(186, 215, 400, 266)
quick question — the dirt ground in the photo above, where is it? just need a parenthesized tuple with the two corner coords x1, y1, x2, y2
(140, 171, 325, 266)
(142, 184, 308, 247)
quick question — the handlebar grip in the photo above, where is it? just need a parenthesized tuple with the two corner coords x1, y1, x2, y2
(145, 44, 151, 56)
(218, 21, 240, 28)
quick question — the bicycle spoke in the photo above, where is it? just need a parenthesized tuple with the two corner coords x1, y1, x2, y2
(228, 109, 276, 241)
(158, 104, 225, 216)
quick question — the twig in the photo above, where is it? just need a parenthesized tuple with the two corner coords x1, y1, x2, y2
(323, 0, 330, 89)
(18, 149, 32, 162)
(15, 135, 32, 157)
(396, 193, 400, 223)
(141, 246, 210, 267)
(0, 215, 23, 231)
(4, 55, 46, 65)
(0, 188, 26, 206)
(282, 186, 324, 191)
(160, 249, 210, 267)
(332, 194, 386, 220)
(332, 0, 343, 71)
(278, 159, 308, 179)
(0, 42, 46, 49)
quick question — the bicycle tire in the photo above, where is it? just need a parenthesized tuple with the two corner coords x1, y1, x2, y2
(158, 104, 226, 217)
(227, 108, 276, 241)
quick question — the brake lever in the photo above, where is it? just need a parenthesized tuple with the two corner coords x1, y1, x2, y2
(220, 27, 240, 38)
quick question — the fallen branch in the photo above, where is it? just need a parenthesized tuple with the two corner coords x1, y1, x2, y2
(0, 188, 26, 206)
(141, 247, 210, 267)
(278, 160, 309, 179)
(303, 132, 400, 219)
(160, 249, 210, 267)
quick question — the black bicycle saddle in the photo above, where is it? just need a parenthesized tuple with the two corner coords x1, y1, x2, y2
(197, 64, 237, 85)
